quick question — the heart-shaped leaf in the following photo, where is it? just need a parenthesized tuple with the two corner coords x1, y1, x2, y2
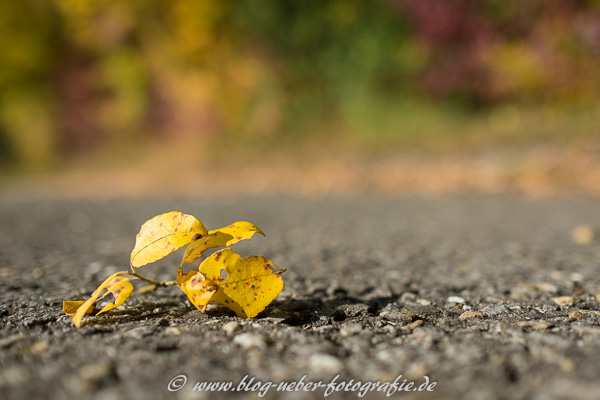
(199, 248, 285, 318)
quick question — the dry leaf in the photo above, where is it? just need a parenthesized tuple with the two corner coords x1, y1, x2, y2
(182, 221, 264, 265)
(177, 269, 218, 312)
(70, 271, 132, 327)
(199, 248, 285, 318)
(131, 211, 208, 268)
(62, 300, 94, 317)
(96, 275, 134, 315)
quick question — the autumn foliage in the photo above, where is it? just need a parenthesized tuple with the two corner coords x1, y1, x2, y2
(63, 212, 285, 327)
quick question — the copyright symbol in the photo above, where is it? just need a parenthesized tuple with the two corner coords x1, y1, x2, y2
(168, 374, 187, 392)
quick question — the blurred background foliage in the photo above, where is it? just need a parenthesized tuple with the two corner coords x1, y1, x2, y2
(0, 0, 599, 175)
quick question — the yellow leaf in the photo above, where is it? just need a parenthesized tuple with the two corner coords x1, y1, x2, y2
(182, 221, 264, 265)
(63, 300, 94, 317)
(131, 211, 208, 268)
(96, 276, 134, 315)
(199, 248, 285, 318)
(211, 288, 246, 318)
(71, 271, 131, 328)
(177, 269, 218, 312)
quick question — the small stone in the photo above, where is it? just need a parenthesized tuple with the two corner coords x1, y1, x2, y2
(375, 350, 393, 363)
(447, 296, 465, 304)
(379, 310, 414, 324)
(416, 299, 431, 306)
(405, 320, 424, 330)
(459, 310, 484, 320)
(79, 362, 113, 386)
(542, 303, 559, 312)
(406, 363, 429, 381)
(481, 304, 506, 317)
(517, 321, 553, 330)
(552, 296, 576, 308)
(336, 304, 373, 317)
(106, 347, 117, 358)
(29, 341, 49, 354)
(340, 322, 363, 337)
(309, 354, 343, 373)
(164, 327, 182, 336)
(572, 225, 594, 245)
(222, 321, 241, 335)
(570, 310, 600, 320)
(569, 273, 584, 282)
(124, 326, 154, 339)
(315, 325, 334, 333)
(233, 333, 267, 350)
(399, 292, 417, 303)
(569, 310, 585, 320)
(383, 325, 398, 335)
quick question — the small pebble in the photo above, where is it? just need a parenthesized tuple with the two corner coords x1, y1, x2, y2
(517, 321, 553, 330)
(447, 296, 465, 304)
(570, 310, 600, 320)
(165, 327, 182, 336)
(340, 322, 363, 337)
(222, 321, 241, 335)
(233, 333, 267, 350)
(405, 320, 424, 330)
(459, 310, 484, 320)
(399, 292, 417, 303)
(481, 304, 506, 317)
(79, 362, 112, 386)
(309, 354, 343, 373)
(551, 296, 576, 308)
(416, 299, 431, 306)
(541, 303, 559, 312)
(569, 310, 585, 321)
(124, 326, 154, 339)
(569, 273, 584, 282)
(29, 341, 49, 354)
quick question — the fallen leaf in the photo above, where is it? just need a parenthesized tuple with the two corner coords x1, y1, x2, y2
(96, 275, 134, 315)
(199, 248, 285, 318)
(70, 271, 132, 327)
(177, 269, 218, 312)
(63, 300, 94, 317)
(182, 221, 264, 265)
(131, 212, 208, 268)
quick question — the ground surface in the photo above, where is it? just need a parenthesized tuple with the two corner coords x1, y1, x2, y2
(1, 195, 600, 400)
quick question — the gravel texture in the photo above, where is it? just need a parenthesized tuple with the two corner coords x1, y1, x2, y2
(1, 195, 600, 400)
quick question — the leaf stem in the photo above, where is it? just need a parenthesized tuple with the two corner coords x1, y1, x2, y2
(127, 271, 177, 287)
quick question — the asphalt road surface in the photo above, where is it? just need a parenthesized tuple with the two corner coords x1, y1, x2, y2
(1, 195, 600, 400)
